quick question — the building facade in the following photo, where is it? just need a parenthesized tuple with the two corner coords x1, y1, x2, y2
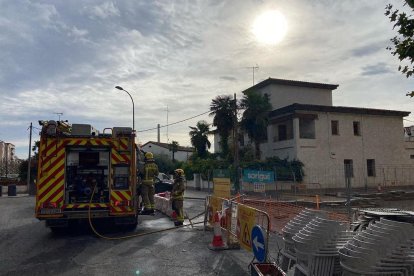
(0, 141, 16, 176)
(141, 141, 193, 162)
(239, 78, 414, 189)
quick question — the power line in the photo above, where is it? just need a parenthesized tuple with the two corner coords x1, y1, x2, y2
(136, 110, 210, 133)
(404, 118, 414, 123)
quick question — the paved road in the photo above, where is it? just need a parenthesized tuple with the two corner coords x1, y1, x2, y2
(0, 195, 254, 276)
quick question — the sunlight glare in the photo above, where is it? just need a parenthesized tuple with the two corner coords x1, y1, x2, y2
(252, 10, 287, 45)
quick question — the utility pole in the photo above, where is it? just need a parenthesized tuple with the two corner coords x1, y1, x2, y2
(246, 64, 259, 86)
(166, 106, 169, 143)
(27, 122, 32, 194)
(233, 93, 240, 191)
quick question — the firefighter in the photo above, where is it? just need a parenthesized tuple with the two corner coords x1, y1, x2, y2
(140, 152, 159, 215)
(171, 168, 185, 226)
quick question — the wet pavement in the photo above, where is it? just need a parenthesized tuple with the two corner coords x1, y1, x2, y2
(0, 192, 258, 276)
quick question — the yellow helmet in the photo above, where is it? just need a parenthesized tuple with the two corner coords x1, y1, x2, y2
(145, 152, 154, 159)
(174, 169, 184, 177)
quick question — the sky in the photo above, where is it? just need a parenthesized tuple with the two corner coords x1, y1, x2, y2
(1, 0, 414, 159)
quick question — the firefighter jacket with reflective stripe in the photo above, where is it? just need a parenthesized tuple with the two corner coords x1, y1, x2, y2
(142, 161, 159, 185)
(172, 177, 185, 200)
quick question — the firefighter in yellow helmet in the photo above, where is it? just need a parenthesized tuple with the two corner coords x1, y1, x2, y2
(140, 152, 159, 215)
(171, 168, 185, 226)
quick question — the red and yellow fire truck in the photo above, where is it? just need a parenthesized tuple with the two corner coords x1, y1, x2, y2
(35, 120, 141, 231)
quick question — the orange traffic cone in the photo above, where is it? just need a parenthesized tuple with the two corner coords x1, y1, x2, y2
(208, 211, 228, 250)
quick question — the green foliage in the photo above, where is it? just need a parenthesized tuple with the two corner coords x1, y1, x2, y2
(181, 162, 194, 180)
(239, 144, 255, 162)
(241, 157, 304, 181)
(385, 2, 414, 96)
(154, 153, 183, 174)
(182, 155, 229, 181)
(189, 120, 211, 158)
(180, 155, 304, 182)
(169, 140, 179, 161)
(18, 159, 37, 182)
(240, 91, 272, 159)
(209, 95, 236, 158)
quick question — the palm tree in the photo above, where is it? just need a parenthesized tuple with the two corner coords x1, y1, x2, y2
(189, 120, 211, 158)
(209, 95, 235, 158)
(169, 140, 179, 161)
(240, 91, 272, 160)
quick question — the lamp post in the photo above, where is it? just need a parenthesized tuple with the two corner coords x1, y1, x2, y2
(115, 86, 135, 132)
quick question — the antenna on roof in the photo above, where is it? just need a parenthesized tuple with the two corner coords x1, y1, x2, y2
(53, 112, 63, 121)
(246, 64, 259, 86)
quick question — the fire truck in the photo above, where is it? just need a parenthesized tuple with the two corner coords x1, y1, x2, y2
(35, 120, 142, 231)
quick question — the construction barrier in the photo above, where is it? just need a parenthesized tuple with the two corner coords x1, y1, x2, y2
(154, 192, 174, 217)
(205, 195, 271, 260)
(240, 196, 349, 234)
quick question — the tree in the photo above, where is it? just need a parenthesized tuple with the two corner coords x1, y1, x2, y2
(209, 95, 235, 158)
(18, 140, 40, 182)
(169, 140, 179, 161)
(240, 91, 272, 160)
(154, 153, 179, 174)
(385, 1, 414, 97)
(189, 120, 211, 158)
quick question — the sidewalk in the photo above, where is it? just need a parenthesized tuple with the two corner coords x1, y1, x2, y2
(185, 188, 211, 199)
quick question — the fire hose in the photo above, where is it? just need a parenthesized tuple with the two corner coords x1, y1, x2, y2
(87, 183, 205, 240)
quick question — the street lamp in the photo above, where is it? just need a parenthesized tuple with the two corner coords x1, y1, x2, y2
(115, 86, 135, 132)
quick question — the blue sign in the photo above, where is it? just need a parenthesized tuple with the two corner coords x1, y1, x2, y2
(243, 170, 275, 183)
(251, 225, 266, 263)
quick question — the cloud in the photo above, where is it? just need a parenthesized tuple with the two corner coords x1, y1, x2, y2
(1, 0, 414, 158)
(351, 43, 386, 57)
(86, 2, 120, 19)
(361, 63, 393, 76)
(220, 76, 237, 81)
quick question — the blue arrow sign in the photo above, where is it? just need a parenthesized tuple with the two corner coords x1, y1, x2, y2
(251, 225, 266, 263)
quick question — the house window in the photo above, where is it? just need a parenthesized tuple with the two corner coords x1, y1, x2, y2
(278, 125, 287, 141)
(299, 118, 315, 139)
(367, 159, 376, 177)
(331, 120, 339, 135)
(344, 159, 354, 178)
(353, 121, 361, 136)
(410, 154, 414, 159)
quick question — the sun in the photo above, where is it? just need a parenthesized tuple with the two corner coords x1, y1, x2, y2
(252, 10, 287, 45)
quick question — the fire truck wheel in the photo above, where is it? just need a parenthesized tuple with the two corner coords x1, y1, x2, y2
(125, 214, 138, 231)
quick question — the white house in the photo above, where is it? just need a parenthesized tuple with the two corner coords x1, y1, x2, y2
(141, 141, 193, 162)
(238, 78, 414, 189)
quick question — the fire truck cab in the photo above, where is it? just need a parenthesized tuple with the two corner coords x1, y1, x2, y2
(35, 121, 140, 230)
